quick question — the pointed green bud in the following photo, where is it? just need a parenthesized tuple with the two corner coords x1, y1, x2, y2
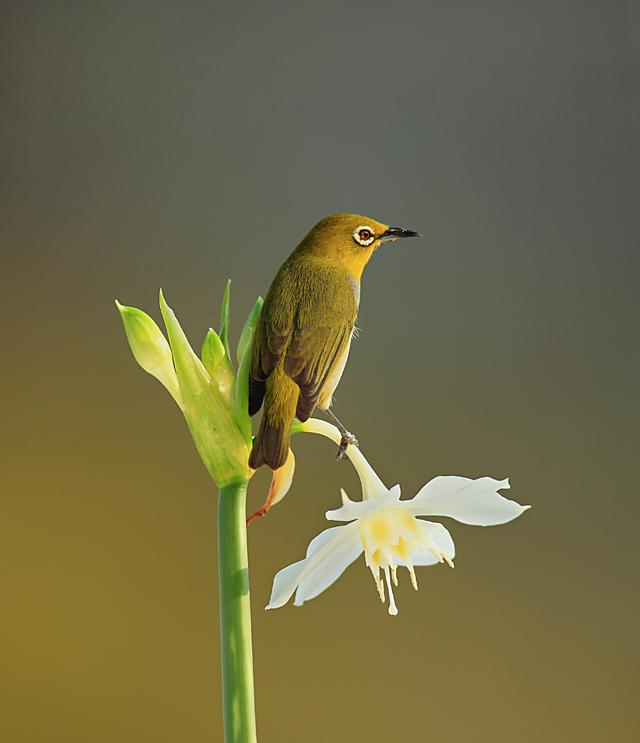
(202, 328, 235, 400)
(116, 300, 184, 410)
(159, 290, 250, 487)
(219, 279, 232, 362)
(237, 296, 263, 366)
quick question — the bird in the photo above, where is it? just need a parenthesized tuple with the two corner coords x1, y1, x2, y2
(248, 213, 420, 470)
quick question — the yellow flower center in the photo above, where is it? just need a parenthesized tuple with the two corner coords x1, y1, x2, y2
(357, 508, 453, 615)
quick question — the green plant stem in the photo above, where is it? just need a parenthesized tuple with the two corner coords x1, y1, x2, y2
(218, 481, 257, 743)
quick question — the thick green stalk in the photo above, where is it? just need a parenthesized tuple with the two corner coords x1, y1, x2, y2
(218, 481, 257, 743)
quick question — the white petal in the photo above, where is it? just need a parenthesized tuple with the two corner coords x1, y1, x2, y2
(325, 489, 368, 522)
(294, 530, 363, 604)
(417, 521, 456, 562)
(326, 486, 401, 522)
(388, 484, 402, 502)
(266, 560, 307, 610)
(410, 476, 530, 526)
(403, 549, 441, 567)
(302, 523, 354, 560)
(413, 475, 476, 501)
(394, 546, 440, 567)
(387, 522, 455, 566)
(266, 523, 360, 610)
(268, 448, 295, 507)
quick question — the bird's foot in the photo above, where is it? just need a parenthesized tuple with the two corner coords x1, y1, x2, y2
(336, 431, 359, 460)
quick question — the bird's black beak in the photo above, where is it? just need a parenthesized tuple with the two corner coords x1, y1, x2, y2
(380, 226, 421, 242)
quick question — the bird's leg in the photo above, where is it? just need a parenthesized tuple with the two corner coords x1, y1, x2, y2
(325, 409, 359, 460)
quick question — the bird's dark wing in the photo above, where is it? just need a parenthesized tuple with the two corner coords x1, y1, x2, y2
(248, 262, 356, 418)
(286, 322, 352, 421)
(248, 315, 287, 416)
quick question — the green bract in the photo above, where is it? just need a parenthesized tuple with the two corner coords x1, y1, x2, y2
(232, 297, 263, 448)
(117, 286, 263, 489)
(219, 279, 232, 361)
(237, 297, 263, 366)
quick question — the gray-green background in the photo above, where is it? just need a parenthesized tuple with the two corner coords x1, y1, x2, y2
(1, 2, 637, 741)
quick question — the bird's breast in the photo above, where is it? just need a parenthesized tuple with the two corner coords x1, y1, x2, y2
(348, 274, 361, 308)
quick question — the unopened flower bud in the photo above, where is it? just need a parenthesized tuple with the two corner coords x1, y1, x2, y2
(116, 301, 183, 410)
(202, 328, 235, 400)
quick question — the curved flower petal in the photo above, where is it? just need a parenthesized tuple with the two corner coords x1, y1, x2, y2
(400, 549, 440, 567)
(390, 522, 456, 567)
(416, 521, 455, 564)
(266, 522, 361, 610)
(410, 476, 530, 526)
(265, 560, 308, 610)
(326, 485, 402, 522)
(294, 529, 364, 604)
(247, 448, 296, 526)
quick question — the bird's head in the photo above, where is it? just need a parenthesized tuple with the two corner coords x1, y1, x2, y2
(297, 213, 420, 280)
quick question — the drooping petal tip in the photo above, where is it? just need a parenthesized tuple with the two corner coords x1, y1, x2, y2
(411, 475, 530, 526)
(265, 523, 362, 610)
(248, 448, 296, 526)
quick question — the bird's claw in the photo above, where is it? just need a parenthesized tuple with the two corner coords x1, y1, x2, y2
(336, 432, 359, 460)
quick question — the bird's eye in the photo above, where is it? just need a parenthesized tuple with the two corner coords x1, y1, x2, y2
(353, 226, 375, 247)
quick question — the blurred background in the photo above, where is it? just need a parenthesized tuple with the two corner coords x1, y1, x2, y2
(1, 2, 637, 741)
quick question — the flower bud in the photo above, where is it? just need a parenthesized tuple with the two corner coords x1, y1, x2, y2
(116, 301, 184, 410)
(202, 328, 235, 400)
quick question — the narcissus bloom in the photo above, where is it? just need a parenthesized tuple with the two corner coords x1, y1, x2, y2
(267, 421, 529, 615)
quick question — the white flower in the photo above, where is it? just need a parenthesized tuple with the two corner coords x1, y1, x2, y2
(266, 420, 529, 615)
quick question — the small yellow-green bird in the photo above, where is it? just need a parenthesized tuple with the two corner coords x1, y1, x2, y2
(248, 213, 420, 470)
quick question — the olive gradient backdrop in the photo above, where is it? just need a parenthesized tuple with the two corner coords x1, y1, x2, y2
(1, 2, 638, 741)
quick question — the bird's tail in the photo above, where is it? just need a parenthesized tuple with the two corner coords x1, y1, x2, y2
(249, 370, 298, 470)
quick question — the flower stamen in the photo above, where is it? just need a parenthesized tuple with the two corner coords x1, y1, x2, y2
(383, 566, 398, 616)
(407, 562, 418, 590)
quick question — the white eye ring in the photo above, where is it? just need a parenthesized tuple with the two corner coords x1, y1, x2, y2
(353, 226, 375, 247)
